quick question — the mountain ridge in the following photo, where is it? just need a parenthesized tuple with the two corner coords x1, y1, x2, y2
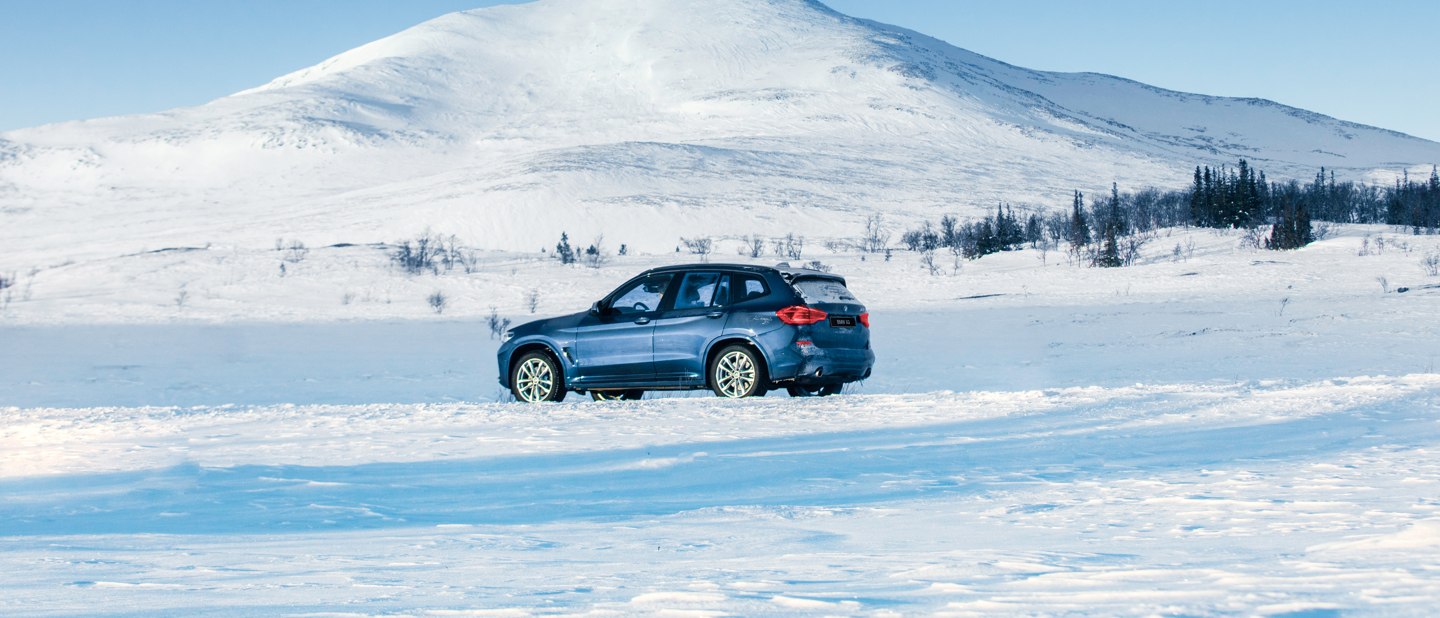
(2, 0, 1437, 261)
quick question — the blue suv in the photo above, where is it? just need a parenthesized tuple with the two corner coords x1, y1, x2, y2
(497, 263, 874, 402)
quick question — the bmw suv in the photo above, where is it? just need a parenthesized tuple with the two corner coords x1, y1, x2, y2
(497, 263, 874, 402)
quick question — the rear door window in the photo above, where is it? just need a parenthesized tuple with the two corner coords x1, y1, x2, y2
(673, 272, 722, 310)
(793, 279, 857, 304)
(734, 274, 770, 302)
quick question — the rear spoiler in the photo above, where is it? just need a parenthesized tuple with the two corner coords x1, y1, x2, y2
(774, 263, 846, 286)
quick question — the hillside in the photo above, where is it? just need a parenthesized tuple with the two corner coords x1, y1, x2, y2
(3, 0, 1439, 265)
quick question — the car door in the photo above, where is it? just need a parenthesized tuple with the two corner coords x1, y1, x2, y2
(573, 273, 673, 386)
(652, 271, 731, 384)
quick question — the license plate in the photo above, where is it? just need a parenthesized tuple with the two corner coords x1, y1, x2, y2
(830, 316, 855, 327)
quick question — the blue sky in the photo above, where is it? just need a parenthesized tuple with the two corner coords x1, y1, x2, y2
(2, 0, 1436, 140)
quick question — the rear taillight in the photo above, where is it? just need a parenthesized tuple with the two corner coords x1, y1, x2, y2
(776, 306, 828, 325)
(859, 312, 870, 328)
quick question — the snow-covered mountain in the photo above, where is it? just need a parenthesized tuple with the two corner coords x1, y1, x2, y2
(3, 0, 1438, 261)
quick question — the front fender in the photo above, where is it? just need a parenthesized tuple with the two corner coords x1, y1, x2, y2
(497, 335, 571, 388)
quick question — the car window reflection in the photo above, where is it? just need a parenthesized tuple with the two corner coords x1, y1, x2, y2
(611, 274, 672, 314)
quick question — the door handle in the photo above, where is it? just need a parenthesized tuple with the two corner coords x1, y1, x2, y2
(634, 317, 650, 325)
(707, 312, 725, 319)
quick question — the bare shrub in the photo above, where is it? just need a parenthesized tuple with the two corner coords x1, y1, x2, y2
(1239, 226, 1267, 251)
(919, 249, 939, 275)
(428, 291, 448, 314)
(1376, 276, 1390, 294)
(392, 232, 442, 274)
(487, 307, 512, 339)
(436, 235, 480, 273)
(862, 214, 890, 253)
(682, 237, 713, 259)
(341, 291, 355, 305)
(1, 273, 14, 311)
(1421, 251, 1440, 276)
(804, 260, 831, 273)
(526, 288, 540, 314)
(583, 235, 609, 268)
(175, 288, 189, 309)
(1121, 234, 1148, 267)
(740, 235, 766, 258)
(282, 240, 308, 263)
(774, 233, 803, 260)
(1359, 236, 1372, 256)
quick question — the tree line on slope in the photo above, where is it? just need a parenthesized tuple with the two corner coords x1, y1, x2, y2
(897, 161, 1440, 268)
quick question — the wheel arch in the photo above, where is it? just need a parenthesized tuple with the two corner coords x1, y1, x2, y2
(509, 341, 566, 385)
(703, 336, 770, 389)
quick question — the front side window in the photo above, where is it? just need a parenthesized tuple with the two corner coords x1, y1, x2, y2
(673, 272, 722, 310)
(609, 274, 672, 314)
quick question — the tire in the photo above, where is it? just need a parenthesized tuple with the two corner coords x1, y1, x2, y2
(709, 345, 767, 398)
(787, 383, 842, 397)
(510, 351, 566, 402)
(591, 389, 644, 401)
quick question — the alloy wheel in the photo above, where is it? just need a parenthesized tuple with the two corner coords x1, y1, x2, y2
(515, 357, 555, 402)
(715, 350, 757, 398)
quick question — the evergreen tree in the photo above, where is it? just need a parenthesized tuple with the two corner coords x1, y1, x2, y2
(555, 232, 575, 264)
(976, 219, 998, 256)
(1025, 213, 1042, 247)
(1094, 224, 1122, 267)
(1266, 196, 1313, 250)
(995, 204, 1024, 250)
(1107, 182, 1127, 237)
(1069, 191, 1091, 249)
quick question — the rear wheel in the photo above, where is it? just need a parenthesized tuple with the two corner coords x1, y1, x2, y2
(510, 351, 566, 402)
(710, 345, 767, 398)
(591, 389, 644, 401)
(787, 384, 842, 397)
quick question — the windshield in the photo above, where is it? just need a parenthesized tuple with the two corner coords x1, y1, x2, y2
(792, 278, 857, 304)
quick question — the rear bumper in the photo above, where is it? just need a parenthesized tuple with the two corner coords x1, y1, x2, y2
(772, 346, 874, 386)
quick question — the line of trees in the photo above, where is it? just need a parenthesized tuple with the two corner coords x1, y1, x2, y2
(1187, 162, 1440, 233)
(899, 160, 1439, 268)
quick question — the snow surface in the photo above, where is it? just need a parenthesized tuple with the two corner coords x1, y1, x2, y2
(5, 225, 1440, 615)
(5, 0, 1440, 613)
(3, 0, 1439, 266)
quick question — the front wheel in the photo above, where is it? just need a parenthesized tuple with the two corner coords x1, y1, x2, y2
(787, 384, 842, 397)
(710, 345, 767, 398)
(510, 351, 567, 402)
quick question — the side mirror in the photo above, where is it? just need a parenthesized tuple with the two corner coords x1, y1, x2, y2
(590, 301, 603, 316)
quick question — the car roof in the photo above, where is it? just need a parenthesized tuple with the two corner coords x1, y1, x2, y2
(640, 263, 846, 285)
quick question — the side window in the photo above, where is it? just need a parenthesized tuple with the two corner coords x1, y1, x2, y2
(735, 274, 770, 302)
(673, 272, 721, 310)
(609, 274, 672, 314)
(712, 274, 731, 307)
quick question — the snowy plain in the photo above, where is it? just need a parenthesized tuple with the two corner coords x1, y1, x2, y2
(5, 0, 1440, 613)
(5, 226, 1440, 616)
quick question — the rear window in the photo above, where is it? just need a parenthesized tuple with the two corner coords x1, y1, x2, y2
(793, 278, 857, 304)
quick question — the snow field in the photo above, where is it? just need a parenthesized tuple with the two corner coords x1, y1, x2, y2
(3, 376, 1439, 615)
(4, 223, 1440, 614)
(2, 224, 1438, 326)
